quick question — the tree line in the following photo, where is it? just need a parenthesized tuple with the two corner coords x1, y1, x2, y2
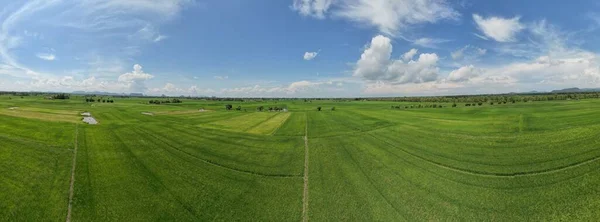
(362, 92, 600, 103)
(392, 100, 520, 109)
(149, 98, 182, 104)
(225, 105, 288, 112)
(50, 93, 70, 99)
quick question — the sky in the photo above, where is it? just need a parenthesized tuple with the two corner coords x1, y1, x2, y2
(1, 0, 600, 97)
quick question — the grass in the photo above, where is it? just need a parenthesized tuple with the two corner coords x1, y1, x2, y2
(0, 95, 599, 220)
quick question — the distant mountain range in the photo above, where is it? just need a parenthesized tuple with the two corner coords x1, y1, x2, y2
(509, 88, 600, 94)
(550, 87, 600, 93)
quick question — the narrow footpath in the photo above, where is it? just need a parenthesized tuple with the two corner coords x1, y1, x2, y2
(66, 124, 78, 222)
(302, 113, 309, 222)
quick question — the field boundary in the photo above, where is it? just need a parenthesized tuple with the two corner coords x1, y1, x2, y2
(267, 112, 292, 135)
(245, 112, 280, 132)
(66, 124, 78, 222)
(302, 112, 309, 222)
(372, 133, 600, 177)
(134, 127, 302, 178)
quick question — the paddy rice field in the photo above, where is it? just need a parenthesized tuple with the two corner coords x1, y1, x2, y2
(0, 95, 599, 221)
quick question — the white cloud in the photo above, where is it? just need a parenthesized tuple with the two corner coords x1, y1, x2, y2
(0, 0, 191, 82)
(402, 48, 418, 61)
(292, 0, 334, 19)
(213, 75, 228, 80)
(154, 35, 168, 42)
(118, 64, 154, 92)
(447, 65, 482, 82)
(36, 53, 56, 61)
(216, 79, 348, 97)
(363, 80, 463, 96)
(353, 35, 439, 84)
(451, 45, 486, 60)
(473, 33, 488, 40)
(473, 14, 524, 42)
(412, 38, 450, 48)
(333, 0, 459, 36)
(303, 51, 319, 60)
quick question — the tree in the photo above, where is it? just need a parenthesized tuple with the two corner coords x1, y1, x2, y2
(257, 106, 264, 111)
(452, 103, 457, 107)
(331, 107, 336, 111)
(478, 102, 483, 106)
(225, 104, 233, 110)
(317, 106, 322, 111)
(51, 93, 70, 99)
(236, 106, 242, 111)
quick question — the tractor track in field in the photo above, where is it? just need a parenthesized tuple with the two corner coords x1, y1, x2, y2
(134, 127, 302, 178)
(372, 133, 600, 178)
(66, 124, 78, 222)
(302, 112, 309, 222)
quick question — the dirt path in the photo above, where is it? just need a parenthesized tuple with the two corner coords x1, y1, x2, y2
(66, 124, 78, 222)
(302, 113, 309, 222)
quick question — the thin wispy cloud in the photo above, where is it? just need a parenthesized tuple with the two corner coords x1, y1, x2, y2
(36, 53, 56, 61)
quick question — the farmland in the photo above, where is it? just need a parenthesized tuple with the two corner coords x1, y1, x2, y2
(1, 95, 599, 221)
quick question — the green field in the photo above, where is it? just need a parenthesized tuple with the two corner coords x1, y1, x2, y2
(1, 95, 599, 221)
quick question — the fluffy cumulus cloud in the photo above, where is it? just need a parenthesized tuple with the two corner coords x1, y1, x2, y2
(402, 48, 418, 61)
(217, 80, 348, 97)
(488, 54, 600, 85)
(473, 14, 524, 42)
(149, 83, 211, 96)
(292, 0, 334, 19)
(303, 51, 318, 60)
(447, 65, 482, 82)
(353, 35, 439, 84)
(293, 0, 459, 35)
(118, 64, 154, 92)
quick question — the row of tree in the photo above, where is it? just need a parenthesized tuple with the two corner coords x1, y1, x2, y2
(149, 98, 182, 104)
(225, 105, 288, 112)
(50, 94, 70, 99)
(392, 100, 519, 109)
(317, 107, 335, 111)
(225, 104, 245, 111)
(393, 104, 443, 109)
(85, 98, 114, 103)
(363, 92, 600, 103)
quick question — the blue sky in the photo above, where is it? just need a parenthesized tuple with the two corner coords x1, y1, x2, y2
(1, 0, 600, 97)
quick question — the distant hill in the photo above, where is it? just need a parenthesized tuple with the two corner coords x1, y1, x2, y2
(550, 87, 600, 93)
